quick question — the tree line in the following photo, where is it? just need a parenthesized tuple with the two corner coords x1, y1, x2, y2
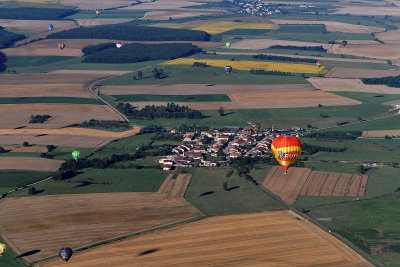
(250, 69, 292, 76)
(0, 51, 6, 73)
(71, 119, 132, 131)
(82, 43, 202, 63)
(302, 143, 346, 155)
(48, 25, 210, 41)
(116, 102, 205, 119)
(0, 7, 77, 20)
(362, 76, 400, 88)
(306, 131, 362, 140)
(269, 45, 327, 52)
(252, 54, 318, 64)
(0, 26, 25, 49)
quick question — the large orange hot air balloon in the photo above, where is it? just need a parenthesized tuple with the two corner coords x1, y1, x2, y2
(271, 135, 302, 174)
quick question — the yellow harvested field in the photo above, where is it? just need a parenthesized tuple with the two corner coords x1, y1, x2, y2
(0, 157, 63, 171)
(308, 78, 400, 94)
(3, 146, 47, 153)
(325, 67, 400, 78)
(163, 58, 328, 74)
(0, 127, 141, 138)
(37, 210, 372, 267)
(192, 21, 276, 34)
(362, 130, 400, 138)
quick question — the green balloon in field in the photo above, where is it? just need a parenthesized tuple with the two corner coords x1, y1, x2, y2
(72, 150, 81, 161)
(225, 42, 231, 48)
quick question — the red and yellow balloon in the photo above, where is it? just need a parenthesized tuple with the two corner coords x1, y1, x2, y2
(271, 135, 302, 173)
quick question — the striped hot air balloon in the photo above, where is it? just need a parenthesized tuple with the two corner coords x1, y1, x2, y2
(271, 135, 302, 174)
(58, 42, 65, 51)
(316, 60, 322, 68)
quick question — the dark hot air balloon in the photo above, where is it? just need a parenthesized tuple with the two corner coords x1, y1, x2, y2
(59, 247, 73, 264)
(225, 65, 232, 74)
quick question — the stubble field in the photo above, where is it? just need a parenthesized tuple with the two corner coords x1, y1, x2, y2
(308, 78, 400, 94)
(0, 157, 63, 171)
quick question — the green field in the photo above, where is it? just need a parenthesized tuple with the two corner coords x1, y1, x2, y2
(47, 146, 96, 160)
(5, 56, 81, 73)
(6, 169, 168, 197)
(0, 97, 102, 105)
(111, 94, 231, 102)
(185, 167, 286, 216)
(0, 236, 27, 267)
(0, 170, 53, 194)
(266, 30, 373, 43)
(65, 10, 147, 20)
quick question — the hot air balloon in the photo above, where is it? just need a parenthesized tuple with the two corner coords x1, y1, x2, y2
(251, 123, 260, 134)
(116, 42, 123, 48)
(225, 65, 232, 74)
(0, 243, 6, 257)
(72, 150, 81, 161)
(316, 60, 322, 68)
(59, 247, 73, 264)
(58, 42, 65, 51)
(342, 40, 347, 47)
(271, 135, 302, 174)
(225, 42, 231, 48)
(96, 10, 101, 16)
(48, 24, 53, 31)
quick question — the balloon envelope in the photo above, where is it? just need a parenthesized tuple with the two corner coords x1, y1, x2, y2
(58, 43, 65, 50)
(96, 10, 101, 15)
(224, 65, 232, 74)
(59, 247, 73, 263)
(116, 42, 123, 48)
(271, 135, 302, 171)
(225, 42, 231, 48)
(48, 24, 53, 30)
(0, 243, 6, 256)
(316, 60, 322, 67)
(342, 40, 347, 46)
(72, 150, 81, 161)
(251, 123, 260, 134)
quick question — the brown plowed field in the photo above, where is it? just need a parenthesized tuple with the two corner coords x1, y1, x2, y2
(1, 191, 203, 262)
(157, 173, 191, 198)
(231, 39, 330, 50)
(271, 19, 384, 33)
(130, 91, 360, 110)
(262, 167, 368, 203)
(103, 83, 315, 95)
(0, 73, 110, 85)
(3, 146, 47, 153)
(329, 43, 400, 61)
(325, 67, 400, 78)
(36, 210, 372, 267)
(76, 19, 133, 27)
(0, 84, 92, 98)
(308, 78, 400, 94)
(362, 129, 400, 138)
(376, 26, 400, 44)
(0, 157, 63, 171)
(0, 103, 122, 129)
(334, 6, 400, 16)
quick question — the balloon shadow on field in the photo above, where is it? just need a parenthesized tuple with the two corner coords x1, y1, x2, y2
(138, 248, 160, 256)
(199, 191, 214, 196)
(17, 249, 40, 258)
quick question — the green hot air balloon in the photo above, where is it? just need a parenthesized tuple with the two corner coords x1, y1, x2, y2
(72, 150, 81, 161)
(225, 42, 231, 48)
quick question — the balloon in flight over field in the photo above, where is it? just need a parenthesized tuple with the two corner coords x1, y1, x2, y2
(58, 42, 65, 51)
(271, 135, 302, 174)
(342, 40, 347, 46)
(224, 65, 232, 74)
(96, 10, 101, 15)
(72, 150, 81, 161)
(48, 24, 53, 30)
(59, 247, 73, 264)
(0, 243, 6, 257)
(225, 42, 231, 48)
(116, 42, 123, 48)
(316, 60, 322, 68)
(251, 123, 260, 134)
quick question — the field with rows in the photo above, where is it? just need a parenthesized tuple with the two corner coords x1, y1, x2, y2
(163, 58, 328, 74)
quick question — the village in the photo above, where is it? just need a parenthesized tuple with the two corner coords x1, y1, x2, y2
(228, 0, 282, 16)
(159, 126, 303, 170)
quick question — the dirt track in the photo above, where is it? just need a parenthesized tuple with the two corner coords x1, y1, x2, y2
(36, 210, 371, 267)
(0, 157, 63, 171)
(308, 78, 400, 94)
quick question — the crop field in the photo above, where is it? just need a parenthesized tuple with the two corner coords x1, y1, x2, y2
(144, 10, 214, 20)
(2, 146, 47, 153)
(308, 78, 400, 94)
(230, 38, 330, 50)
(329, 43, 400, 62)
(262, 167, 368, 204)
(0, 97, 102, 105)
(36, 210, 372, 267)
(0, 157, 63, 171)
(191, 21, 276, 34)
(0, 19, 76, 34)
(163, 58, 329, 74)
(325, 67, 400, 78)
(0, 73, 112, 86)
(362, 130, 400, 138)
(0, 170, 53, 193)
(111, 94, 231, 102)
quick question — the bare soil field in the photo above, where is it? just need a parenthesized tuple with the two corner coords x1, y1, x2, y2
(1, 191, 203, 262)
(329, 43, 400, 61)
(130, 91, 360, 110)
(158, 174, 192, 198)
(75, 19, 132, 27)
(3, 146, 48, 153)
(231, 39, 330, 50)
(0, 157, 63, 171)
(0, 134, 113, 148)
(325, 67, 400, 78)
(334, 6, 400, 16)
(0, 84, 92, 98)
(0, 19, 76, 33)
(36, 210, 372, 267)
(271, 19, 384, 33)
(308, 78, 400, 94)
(262, 167, 368, 203)
(143, 11, 215, 20)
(48, 69, 131, 75)
(102, 83, 316, 95)
(0, 103, 122, 129)
(362, 130, 400, 138)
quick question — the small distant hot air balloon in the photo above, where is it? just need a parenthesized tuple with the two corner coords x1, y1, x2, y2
(72, 150, 81, 161)
(116, 42, 123, 48)
(48, 24, 53, 31)
(271, 135, 302, 174)
(58, 42, 65, 51)
(59, 247, 73, 264)
(225, 42, 231, 48)
(0, 243, 6, 257)
(251, 123, 260, 134)
(316, 60, 322, 68)
(342, 40, 347, 47)
(96, 10, 101, 16)
(225, 65, 232, 74)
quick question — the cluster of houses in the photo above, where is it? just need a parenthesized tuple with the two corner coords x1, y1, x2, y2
(229, 0, 281, 16)
(159, 126, 302, 170)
